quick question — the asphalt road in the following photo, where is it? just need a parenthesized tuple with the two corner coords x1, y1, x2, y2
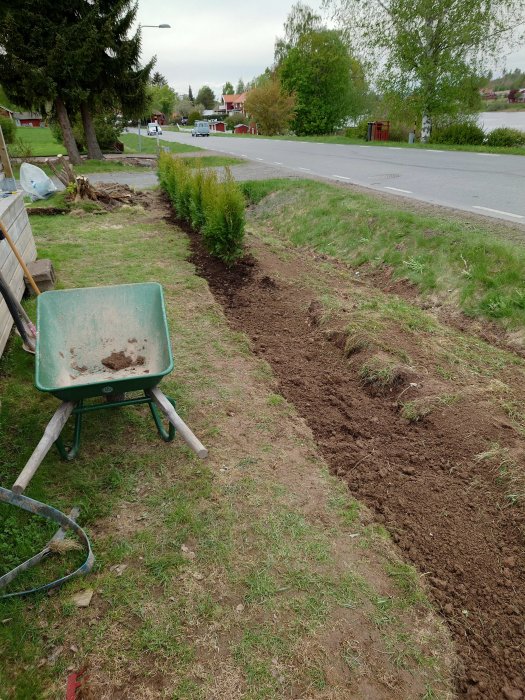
(137, 129, 525, 225)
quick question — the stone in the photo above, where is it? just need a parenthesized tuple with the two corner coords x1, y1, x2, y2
(25, 259, 56, 293)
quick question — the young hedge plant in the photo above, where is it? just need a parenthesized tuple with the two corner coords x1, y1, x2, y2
(159, 153, 245, 264)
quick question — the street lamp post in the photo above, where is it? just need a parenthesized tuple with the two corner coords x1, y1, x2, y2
(137, 24, 171, 152)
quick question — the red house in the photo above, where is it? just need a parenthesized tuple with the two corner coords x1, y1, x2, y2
(14, 111, 43, 127)
(234, 123, 249, 134)
(210, 121, 226, 132)
(221, 93, 247, 115)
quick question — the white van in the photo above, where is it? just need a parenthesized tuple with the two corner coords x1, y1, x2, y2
(147, 122, 162, 136)
(192, 121, 210, 137)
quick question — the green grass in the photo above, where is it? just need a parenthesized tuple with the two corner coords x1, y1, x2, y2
(202, 129, 525, 155)
(244, 179, 525, 328)
(0, 202, 452, 698)
(8, 126, 63, 156)
(120, 132, 200, 154)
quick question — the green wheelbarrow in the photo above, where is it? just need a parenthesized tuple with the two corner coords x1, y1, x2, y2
(12, 282, 208, 495)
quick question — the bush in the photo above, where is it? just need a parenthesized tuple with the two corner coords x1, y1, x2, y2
(0, 116, 15, 143)
(187, 111, 202, 126)
(158, 153, 245, 264)
(431, 122, 485, 145)
(485, 127, 525, 148)
(225, 115, 248, 132)
(345, 118, 370, 140)
(51, 113, 122, 151)
(387, 124, 411, 142)
(202, 169, 245, 264)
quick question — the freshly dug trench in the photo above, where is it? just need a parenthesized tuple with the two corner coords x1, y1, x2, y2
(188, 234, 525, 699)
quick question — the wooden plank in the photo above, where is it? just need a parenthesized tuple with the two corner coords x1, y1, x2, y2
(0, 125, 13, 179)
(0, 219, 34, 270)
(0, 219, 33, 269)
(0, 192, 37, 357)
(0, 273, 26, 356)
(2, 233, 37, 288)
(0, 194, 24, 231)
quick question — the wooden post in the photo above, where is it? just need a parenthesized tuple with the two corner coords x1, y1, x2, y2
(0, 125, 14, 179)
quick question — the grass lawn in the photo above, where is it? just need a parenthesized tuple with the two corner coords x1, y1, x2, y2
(9, 126, 64, 157)
(242, 179, 525, 330)
(0, 196, 453, 698)
(120, 132, 200, 155)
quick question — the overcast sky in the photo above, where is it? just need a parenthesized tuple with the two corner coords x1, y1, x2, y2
(135, 0, 525, 99)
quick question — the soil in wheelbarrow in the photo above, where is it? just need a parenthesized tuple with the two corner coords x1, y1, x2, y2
(188, 234, 525, 699)
(101, 350, 145, 371)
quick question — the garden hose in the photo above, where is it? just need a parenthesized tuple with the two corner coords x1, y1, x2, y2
(0, 487, 94, 598)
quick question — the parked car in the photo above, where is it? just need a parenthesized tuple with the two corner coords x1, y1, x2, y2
(192, 120, 210, 137)
(147, 122, 162, 136)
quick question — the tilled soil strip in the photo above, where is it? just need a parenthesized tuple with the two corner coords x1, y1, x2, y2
(188, 235, 525, 699)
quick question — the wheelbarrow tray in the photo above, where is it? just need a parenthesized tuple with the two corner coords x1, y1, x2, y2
(35, 283, 173, 402)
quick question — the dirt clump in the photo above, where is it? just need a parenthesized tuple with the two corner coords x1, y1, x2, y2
(188, 234, 525, 699)
(101, 351, 145, 371)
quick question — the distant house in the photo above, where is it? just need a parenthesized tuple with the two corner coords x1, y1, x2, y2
(209, 121, 226, 132)
(219, 93, 247, 116)
(234, 123, 249, 134)
(0, 105, 14, 119)
(151, 110, 166, 125)
(14, 111, 43, 127)
(480, 88, 497, 100)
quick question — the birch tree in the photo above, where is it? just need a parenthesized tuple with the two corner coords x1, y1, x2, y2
(324, 0, 525, 141)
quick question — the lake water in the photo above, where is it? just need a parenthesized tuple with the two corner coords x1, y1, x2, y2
(478, 111, 525, 132)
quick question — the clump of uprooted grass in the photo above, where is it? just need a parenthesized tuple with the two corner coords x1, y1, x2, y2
(243, 180, 525, 329)
(159, 152, 245, 264)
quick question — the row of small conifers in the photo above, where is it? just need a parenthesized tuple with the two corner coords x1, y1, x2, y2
(158, 152, 245, 264)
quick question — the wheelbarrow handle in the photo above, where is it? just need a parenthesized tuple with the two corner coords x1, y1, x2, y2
(12, 402, 75, 493)
(147, 388, 208, 459)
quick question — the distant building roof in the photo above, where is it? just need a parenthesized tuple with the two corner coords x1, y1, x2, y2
(222, 93, 247, 104)
(14, 111, 42, 120)
(0, 105, 14, 115)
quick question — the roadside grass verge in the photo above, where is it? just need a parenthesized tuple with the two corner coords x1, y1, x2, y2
(120, 132, 200, 154)
(0, 199, 453, 698)
(199, 130, 525, 156)
(242, 179, 525, 329)
(13, 159, 155, 180)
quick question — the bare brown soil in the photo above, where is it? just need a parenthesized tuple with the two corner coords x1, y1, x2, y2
(101, 351, 144, 371)
(188, 234, 525, 699)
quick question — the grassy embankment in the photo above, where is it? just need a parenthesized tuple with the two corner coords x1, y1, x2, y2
(242, 179, 525, 330)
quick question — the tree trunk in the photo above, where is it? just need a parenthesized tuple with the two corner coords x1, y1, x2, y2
(80, 101, 104, 160)
(421, 112, 432, 143)
(54, 97, 81, 165)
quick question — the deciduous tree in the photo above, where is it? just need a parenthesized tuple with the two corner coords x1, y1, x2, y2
(244, 78, 296, 135)
(324, 0, 525, 141)
(280, 28, 365, 135)
(196, 86, 216, 110)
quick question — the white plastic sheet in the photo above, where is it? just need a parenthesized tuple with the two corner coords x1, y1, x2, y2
(20, 162, 57, 200)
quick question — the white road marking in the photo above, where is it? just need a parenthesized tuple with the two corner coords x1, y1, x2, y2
(472, 206, 523, 219)
(384, 186, 413, 194)
(333, 174, 352, 180)
(297, 167, 311, 171)
(477, 153, 500, 157)
(388, 147, 402, 150)
(273, 161, 283, 165)
(240, 154, 248, 157)
(427, 149, 444, 153)
(256, 158, 264, 161)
